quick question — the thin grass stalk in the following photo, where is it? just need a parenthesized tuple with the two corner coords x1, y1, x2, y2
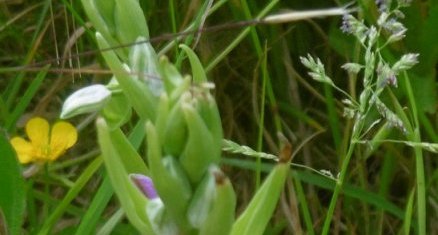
(294, 177, 315, 235)
(403, 72, 426, 235)
(403, 187, 416, 234)
(168, 0, 177, 55)
(255, 44, 268, 188)
(321, 139, 358, 234)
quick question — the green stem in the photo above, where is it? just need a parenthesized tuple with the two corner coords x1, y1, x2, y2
(255, 43, 268, 189)
(403, 72, 426, 235)
(321, 138, 357, 234)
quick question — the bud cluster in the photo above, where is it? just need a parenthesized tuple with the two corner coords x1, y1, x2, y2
(63, 1, 293, 234)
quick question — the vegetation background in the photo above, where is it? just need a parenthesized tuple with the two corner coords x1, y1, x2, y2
(0, 0, 437, 234)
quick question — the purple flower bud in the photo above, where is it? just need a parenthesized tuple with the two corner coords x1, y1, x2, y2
(375, 0, 388, 12)
(341, 14, 353, 34)
(130, 174, 159, 199)
(386, 74, 398, 87)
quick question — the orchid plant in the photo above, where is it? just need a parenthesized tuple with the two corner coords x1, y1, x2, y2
(59, 0, 291, 234)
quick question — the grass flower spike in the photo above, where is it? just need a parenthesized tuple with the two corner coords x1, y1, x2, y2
(10, 117, 77, 164)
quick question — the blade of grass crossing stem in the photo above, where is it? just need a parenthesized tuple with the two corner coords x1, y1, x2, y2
(0, 134, 26, 235)
(222, 158, 405, 220)
(75, 175, 114, 235)
(37, 157, 103, 235)
(230, 162, 289, 235)
(6, 65, 49, 131)
(402, 72, 426, 235)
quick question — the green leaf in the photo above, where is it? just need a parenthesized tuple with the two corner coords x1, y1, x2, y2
(97, 118, 154, 234)
(179, 44, 207, 84)
(0, 134, 25, 235)
(114, 0, 149, 44)
(230, 162, 288, 235)
(109, 126, 149, 175)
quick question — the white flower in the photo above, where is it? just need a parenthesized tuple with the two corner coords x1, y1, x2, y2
(61, 84, 111, 119)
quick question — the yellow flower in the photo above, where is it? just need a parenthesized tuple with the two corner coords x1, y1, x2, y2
(10, 117, 78, 164)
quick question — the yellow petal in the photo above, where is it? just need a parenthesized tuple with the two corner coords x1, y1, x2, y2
(10, 137, 35, 164)
(26, 117, 49, 149)
(49, 121, 78, 160)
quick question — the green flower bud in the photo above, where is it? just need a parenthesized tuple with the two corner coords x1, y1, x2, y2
(162, 99, 188, 157)
(198, 167, 236, 235)
(146, 122, 192, 230)
(180, 103, 218, 184)
(129, 37, 162, 96)
(159, 56, 184, 94)
(187, 165, 236, 235)
(194, 91, 223, 156)
(187, 167, 216, 228)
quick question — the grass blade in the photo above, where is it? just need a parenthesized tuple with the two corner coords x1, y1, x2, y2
(0, 134, 26, 235)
